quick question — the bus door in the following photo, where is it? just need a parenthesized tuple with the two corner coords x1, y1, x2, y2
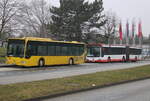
(126, 46, 130, 61)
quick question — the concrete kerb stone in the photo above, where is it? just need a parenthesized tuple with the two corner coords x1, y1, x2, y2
(0, 64, 15, 67)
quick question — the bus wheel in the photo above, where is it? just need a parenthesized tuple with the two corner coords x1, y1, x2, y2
(122, 56, 126, 62)
(107, 57, 111, 62)
(69, 58, 74, 65)
(38, 59, 45, 67)
(135, 56, 138, 62)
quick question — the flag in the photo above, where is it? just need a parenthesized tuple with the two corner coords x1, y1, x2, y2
(119, 22, 123, 40)
(138, 21, 142, 38)
(132, 21, 135, 39)
(126, 20, 129, 45)
(126, 20, 129, 37)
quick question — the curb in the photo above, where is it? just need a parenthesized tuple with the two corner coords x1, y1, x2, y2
(24, 76, 150, 101)
(0, 64, 15, 67)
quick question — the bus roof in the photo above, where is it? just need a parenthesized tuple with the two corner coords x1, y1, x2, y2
(88, 43, 103, 47)
(8, 37, 85, 44)
(88, 43, 125, 47)
(88, 43, 142, 48)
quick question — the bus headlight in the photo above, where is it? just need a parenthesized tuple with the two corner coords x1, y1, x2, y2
(21, 61, 26, 64)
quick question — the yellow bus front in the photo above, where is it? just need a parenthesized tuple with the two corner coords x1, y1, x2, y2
(6, 38, 86, 67)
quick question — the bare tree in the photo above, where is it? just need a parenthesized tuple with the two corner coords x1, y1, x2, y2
(0, 0, 20, 39)
(17, 0, 51, 37)
(102, 11, 119, 44)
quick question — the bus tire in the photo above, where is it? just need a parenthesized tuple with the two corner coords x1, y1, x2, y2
(107, 57, 111, 62)
(122, 56, 126, 62)
(38, 59, 45, 67)
(134, 56, 138, 62)
(69, 58, 74, 65)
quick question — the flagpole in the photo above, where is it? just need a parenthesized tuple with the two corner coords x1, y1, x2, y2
(120, 40, 122, 45)
(139, 38, 142, 48)
(132, 20, 135, 46)
(138, 20, 143, 48)
(133, 36, 135, 46)
(119, 21, 123, 45)
(126, 20, 129, 46)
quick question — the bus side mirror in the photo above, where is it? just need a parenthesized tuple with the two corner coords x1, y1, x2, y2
(25, 51, 31, 59)
(25, 55, 31, 59)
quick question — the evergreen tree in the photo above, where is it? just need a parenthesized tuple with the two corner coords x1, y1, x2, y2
(50, 0, 106, 42)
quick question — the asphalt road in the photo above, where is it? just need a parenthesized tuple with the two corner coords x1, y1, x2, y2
(43, 79, 150, 101)
(0, 61, 149, 84)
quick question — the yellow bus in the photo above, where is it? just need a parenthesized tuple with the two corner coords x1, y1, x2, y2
(6, 37, 86, 67)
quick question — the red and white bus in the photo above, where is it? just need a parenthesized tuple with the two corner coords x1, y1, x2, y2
(86, 43, 142, 63)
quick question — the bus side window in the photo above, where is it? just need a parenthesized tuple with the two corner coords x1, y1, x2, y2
(27, 44, 37, 56)
(38, 45, 47, 56)
(16, 46, 20, 56)
(79, 46, 84, 55)
(101, 48, 105, 57)
(48, 45, 56, 56)
(62, 46, 68, 56)
(72, 46, 77, 56)
(55, 46, 61, 56)
(68, 46, 72, 56)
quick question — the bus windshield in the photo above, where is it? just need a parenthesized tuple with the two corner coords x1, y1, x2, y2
(7, 40, 25, 57)
(87, 46, 100, 57)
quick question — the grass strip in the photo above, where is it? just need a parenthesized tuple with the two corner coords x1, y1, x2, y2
(0, 48, 6, 63)
(0, 48, 6, 56)
(0, 57, 6, 63)
(0, 65, 150, 101)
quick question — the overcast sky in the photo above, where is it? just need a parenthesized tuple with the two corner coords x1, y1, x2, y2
(49, 0, 149, 37)
(104, 0, 149, 37)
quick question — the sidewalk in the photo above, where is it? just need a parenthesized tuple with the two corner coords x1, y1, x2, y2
(0, 64, 21, 72)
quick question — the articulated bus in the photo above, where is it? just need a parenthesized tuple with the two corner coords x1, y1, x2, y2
(6, 37, 86, 67)
(86, 43, 142, 63)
